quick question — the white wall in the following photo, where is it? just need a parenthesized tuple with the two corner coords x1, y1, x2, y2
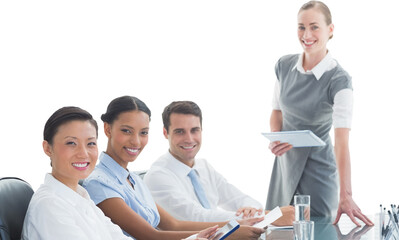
(1, 0, 397, 218)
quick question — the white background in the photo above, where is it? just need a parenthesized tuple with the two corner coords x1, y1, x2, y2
(1, 0, 398, 218)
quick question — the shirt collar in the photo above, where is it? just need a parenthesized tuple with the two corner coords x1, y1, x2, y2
(44, 173, 90, 206)
(292, 51, 334, 80)
(165, 151, 198, 177)
(99, 152, 131, 185)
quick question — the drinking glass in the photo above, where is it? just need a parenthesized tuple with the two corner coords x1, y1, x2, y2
(294, 195, 310, 221)
(293, 220, 314, 240)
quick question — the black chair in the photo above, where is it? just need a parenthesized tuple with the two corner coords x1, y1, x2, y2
(0, 177, 34, 240)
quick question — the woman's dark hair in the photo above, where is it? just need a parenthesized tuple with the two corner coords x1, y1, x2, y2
(44, 106, 98, 145)
(101, 96, 151, 124)
(162, 101, 202, 133)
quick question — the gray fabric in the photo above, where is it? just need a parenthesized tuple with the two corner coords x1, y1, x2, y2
(266, 54, 352, 216)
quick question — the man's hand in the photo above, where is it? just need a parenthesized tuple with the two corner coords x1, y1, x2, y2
(235, 207, 263, 219)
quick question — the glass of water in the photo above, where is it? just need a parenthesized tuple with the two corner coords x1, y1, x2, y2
(293, 220, 314, 240)
(294, 195, 310, 221)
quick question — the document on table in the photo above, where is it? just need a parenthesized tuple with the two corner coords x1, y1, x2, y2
(261, 130, 326, 147)
(253, 206, 283, 229)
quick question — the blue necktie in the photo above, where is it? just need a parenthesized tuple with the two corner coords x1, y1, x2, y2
(188, 169, 211, 209)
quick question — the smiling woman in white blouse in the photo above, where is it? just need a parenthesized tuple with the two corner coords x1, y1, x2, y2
(21, 106, 213, 240)
(21, 106, 132, 240)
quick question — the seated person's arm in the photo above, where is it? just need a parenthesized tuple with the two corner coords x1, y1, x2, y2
(210, 165, 263, 219)
(156, 203, 225, 231)
(97, 198, 198, 240)
(146, 168, 258, 222)
(215, 178, 263, 218)
(157, 204, 266, 240)
(24, 199, 91, 240)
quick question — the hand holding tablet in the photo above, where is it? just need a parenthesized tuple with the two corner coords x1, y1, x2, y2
(185, 220, 240, 240)
(211, 219, 240, 240)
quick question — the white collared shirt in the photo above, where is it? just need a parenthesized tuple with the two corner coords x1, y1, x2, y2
(144, 152, 263, 222)
(272, 52, 353, 128)
(21, 174, 130, 240)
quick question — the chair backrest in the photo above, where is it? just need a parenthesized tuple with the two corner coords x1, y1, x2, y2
(134, 170, 147, 180)
(0, 177, 34, 240)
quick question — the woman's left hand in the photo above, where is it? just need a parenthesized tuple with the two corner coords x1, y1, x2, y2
(333, 195, 374, 226)
(197, 225, 219, 239)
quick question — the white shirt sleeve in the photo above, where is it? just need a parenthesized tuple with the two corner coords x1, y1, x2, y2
(145, 168, 237, 222)
(22, 192, 129, 240)
(272, 80, 281, 110)
(144, 161, 262, 222)
(211, 166, 263, 215)
(332, 88, 353, 129)
(22, 197, 93, 240)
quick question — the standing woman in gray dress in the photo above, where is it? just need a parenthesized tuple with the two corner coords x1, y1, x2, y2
(266, 1, 373, 226)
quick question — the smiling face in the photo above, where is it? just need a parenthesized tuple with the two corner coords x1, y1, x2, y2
(297, 7, 334, 58)
(104, 110, 149, 169)
(43, 120, 98, 190)
(164, 113, 202, 167)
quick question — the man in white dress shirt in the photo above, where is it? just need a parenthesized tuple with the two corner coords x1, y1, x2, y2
(144, 101, 294, 224)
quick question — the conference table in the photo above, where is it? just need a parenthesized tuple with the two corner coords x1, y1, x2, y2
(262, 214, 381, 239)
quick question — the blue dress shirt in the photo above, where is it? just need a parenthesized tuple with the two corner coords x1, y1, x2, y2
(83, 152, 160, 238)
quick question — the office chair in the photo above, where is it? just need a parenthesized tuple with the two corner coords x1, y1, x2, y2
(0, 177, 34, 240)
(134, 170, 147, 180)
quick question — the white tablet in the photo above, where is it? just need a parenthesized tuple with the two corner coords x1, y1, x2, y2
(262, 130, 325, 147)
(185, 220, 240, 240)
(212, 219, 240, 240)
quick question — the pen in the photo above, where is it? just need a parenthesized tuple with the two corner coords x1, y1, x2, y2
(393, 211, 399, 230)
(388, 211, 399, 237)
(384, 226, 393, 240)
(386, 208, 391, 229)
(391, 205, 398, 229)
(381, 204, 384, 236)
(384, 207, 390, 237)
(391, 205, 399, 227)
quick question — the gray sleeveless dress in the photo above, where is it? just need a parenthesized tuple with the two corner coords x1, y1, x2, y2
(265, 54, 352, 216)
